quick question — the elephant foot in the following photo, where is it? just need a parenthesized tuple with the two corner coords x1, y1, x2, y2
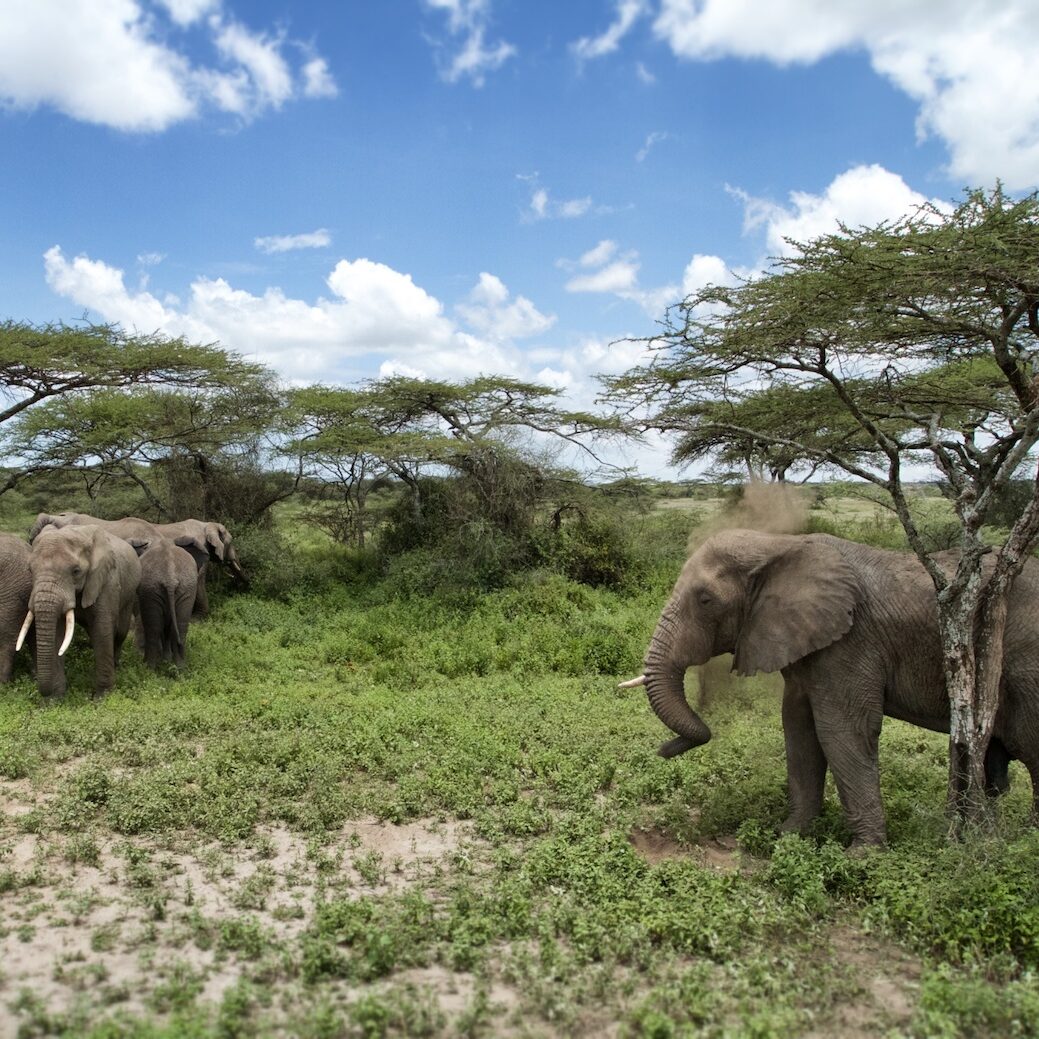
(778, 814, 816, 836)
(846, 838, 886, 858)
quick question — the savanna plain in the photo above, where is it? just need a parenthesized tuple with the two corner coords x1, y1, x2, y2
(1, 492, 1038, 1039)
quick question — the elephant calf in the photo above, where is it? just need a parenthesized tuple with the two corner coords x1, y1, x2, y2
(623, 529, 1039, 848)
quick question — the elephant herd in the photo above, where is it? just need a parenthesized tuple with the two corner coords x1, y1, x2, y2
(4, 513, 1039, 849)
(0, 512, 244, 699)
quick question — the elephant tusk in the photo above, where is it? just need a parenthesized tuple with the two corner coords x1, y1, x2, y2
(618, 674, 647, 689)
(58, 610, 75, 657)
(15, 611, 33, 651)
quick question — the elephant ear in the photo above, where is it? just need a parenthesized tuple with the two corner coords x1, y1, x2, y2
(28, 514, 56, 543)
(204, 524, 226, 562)
(733, 538, 861, 677)
(82, 529, 116, 609)
(174, 535, 209, 572)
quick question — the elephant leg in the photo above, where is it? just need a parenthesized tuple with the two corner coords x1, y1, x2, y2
(810, 693, 886, 848)
(984, 738, 1012, 798)
(193, 567, 209, 618)
(86, 616, 117, 695)
(781, 683, 827, 832)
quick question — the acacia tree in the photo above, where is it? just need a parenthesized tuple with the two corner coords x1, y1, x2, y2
(7, 364, 285, 522)
(666, 382, 885, 482)
(607, 187, 1039, 831)
(287, 375, 622, 544)
(0, 321, 274, 501)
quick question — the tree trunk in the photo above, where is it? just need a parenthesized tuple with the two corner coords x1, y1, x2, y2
(937, 574, 1009, 835)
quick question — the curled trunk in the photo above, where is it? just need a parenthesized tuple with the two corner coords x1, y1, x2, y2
(644, 602, 712, 758)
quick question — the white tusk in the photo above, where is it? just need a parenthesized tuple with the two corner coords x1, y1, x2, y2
(15, 611, 33, 651)
(58, 610, 75, 657)
(618, 674, 646, 689)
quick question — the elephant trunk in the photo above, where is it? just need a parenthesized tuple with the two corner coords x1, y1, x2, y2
(30, 593, 73, 698)
(643, 601, 712, 758)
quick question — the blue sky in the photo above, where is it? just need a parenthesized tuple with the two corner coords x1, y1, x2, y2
(1, 1, 1035, 474)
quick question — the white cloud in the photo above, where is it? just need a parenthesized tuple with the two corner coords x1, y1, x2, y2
(0, 1, 337, 132)
(526, 183, 595, 221)
(579, 240, 618, 268)
(211, 18, 293, 110)
(635, 130, 668, 162)
(566, 259, 640, 295)
(254, 229, 332, 254)
(731, 164, 950, 255)
(155, 0, 217, 26)
(424, 0, 516, 86)
(43, 246, 531, 382)
(301, 56, 338, 99)
(635, 62, 656, 85)
(136, 251, 166, 267)
(653, 0, 1039, 188)
(455, 273, 556, 340)
(571, 0, 649, 62)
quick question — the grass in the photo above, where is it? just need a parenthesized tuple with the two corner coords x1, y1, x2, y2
(0, 502, 1037, 1036)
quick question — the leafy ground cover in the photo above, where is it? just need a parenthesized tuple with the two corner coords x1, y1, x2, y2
(1, 508, 1038, 1037)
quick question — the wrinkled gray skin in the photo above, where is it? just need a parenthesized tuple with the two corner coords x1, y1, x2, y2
(639, 529, 1039, 848)
(129, 537, 199, 670)
(151, 518, 246, 616)
(0, 534, 32, 682)
(29, 513, 246, 616)
(25, 526, 141, 698)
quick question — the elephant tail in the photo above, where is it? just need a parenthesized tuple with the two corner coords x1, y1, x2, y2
(166, 587, 184, 652)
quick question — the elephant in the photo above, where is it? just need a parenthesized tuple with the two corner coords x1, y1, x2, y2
(20, 525, 141, 698)
(0, 534, 33, 682)
(29, 513, 246, 616)
(128, 537, 199, 670)
(151, 519, 247, 616)
(621, 529, 1039, 848)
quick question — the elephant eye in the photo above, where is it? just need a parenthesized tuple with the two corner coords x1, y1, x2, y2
(697, 592, 713, 606)
(71, 566, 82, 577)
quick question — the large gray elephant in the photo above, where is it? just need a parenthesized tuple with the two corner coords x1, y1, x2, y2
(20, 525, 141, 698)
(29, 513, 246, 616)
(128, 536, 198, 670)
(622, 529, 1039, 848)
(0, 534, 32, 682)
(151, 518, 247, 615)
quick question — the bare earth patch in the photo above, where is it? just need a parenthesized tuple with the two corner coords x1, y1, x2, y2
(804, 924, 921, 1038)
(0, 815, 508, 1036)
(628, 826, 743, 873)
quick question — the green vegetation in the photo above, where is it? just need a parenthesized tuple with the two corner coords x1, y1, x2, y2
(1, 497, 1037, 1037)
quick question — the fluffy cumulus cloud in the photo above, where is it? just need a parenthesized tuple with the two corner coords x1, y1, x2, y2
(42, 246, 550, 382)
(254, 229, 332, 254)
(732, 164, 950, 256)
(455, 273, 556, 341)
(423, 0, 516, 86)
(652, 0, 1039, 188)
(0, 0, 337, 132)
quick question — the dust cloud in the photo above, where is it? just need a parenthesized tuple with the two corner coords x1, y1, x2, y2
(687, 480, 807, 706)
(688, 479, 808, 553)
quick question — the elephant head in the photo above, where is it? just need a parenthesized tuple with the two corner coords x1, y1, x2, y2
(204, 522, 246, 582)
(624, 530, 861, 758)
(20, 525, 117, 697)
